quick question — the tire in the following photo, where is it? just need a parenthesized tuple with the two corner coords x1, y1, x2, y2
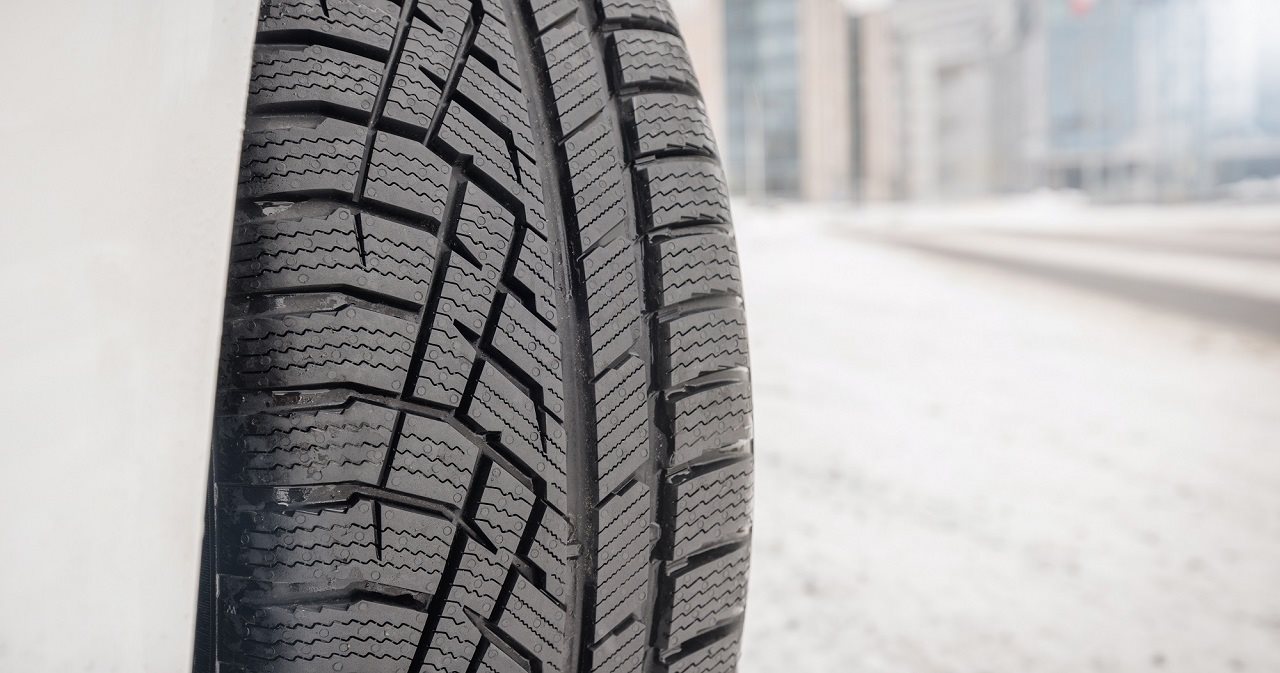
(196, 0, 753, 672)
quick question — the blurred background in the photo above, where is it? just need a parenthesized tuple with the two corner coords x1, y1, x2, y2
(662, 0, 1280, 671)
(678, 0, 1280, 204)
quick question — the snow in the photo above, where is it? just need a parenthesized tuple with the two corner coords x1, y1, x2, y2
(732, 201, 1280, 673)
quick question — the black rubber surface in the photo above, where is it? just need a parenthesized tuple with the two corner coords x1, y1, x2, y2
(197, 0, 753, 671)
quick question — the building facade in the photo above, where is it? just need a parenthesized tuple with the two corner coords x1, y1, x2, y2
(675, 0, 857, 200)
(857, 0, 1041, 200)
(671, 0, 1280, 203)
(1042, 0, 1203, 200)
(1201, 0, 1280, 190)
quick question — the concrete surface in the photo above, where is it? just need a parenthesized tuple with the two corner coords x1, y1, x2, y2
(0, 2, 258, 670)
(736, 202, 1280, 672)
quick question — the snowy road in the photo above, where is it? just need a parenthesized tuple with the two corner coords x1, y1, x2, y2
(733, 203, 1280, 673)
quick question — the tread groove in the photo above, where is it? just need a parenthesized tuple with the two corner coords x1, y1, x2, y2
(506, 2, 602, 673)
(353, 0, 421, 202)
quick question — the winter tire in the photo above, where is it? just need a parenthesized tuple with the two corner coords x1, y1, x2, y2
(195, 0, 754, 671)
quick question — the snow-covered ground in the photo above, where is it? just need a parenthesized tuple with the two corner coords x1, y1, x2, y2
(733, 201, 1280, 673)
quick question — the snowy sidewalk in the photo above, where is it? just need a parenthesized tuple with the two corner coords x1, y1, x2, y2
(733, 202, 1280, 673)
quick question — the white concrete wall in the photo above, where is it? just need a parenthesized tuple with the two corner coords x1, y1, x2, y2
(0, 1, 258, 670)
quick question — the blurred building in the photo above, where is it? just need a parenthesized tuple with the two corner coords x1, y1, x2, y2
(674, 0, 857, 201)
(670, 0, 1280, 203)
(860, 0, 1042, 200)
(1040, 0, 1280, 201)
(1202, 0, 1280, 192)
(1042, 0, 1203, 201)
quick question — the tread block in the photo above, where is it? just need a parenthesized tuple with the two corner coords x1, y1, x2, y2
(429, 244, 503, 349)
(672, 460, 752, 558)
(600, 0, 679, 31)
(475, 463, 535, 555)
(439, 102, 521, 196)
(512, 229, 560, 325)
(662, 307, 749, 387)
(414, 321, 477, 407)
(654, 231, 742, 306)
(474, 8, 523, 89)
(492, 295, 566, 415)
(542, 416, 570, 513)
(582, 236, 643, 372)
(227, 499, 451, 592)
(529, 507, 573, 601)
(629, 93, 715, 159)
(421, 539, 508, 673)
(423, 613, 485, 673)
(257, 0, 400, 56)
(390, 413, 482, 505)
(532, 0, 579, 31)
(386, 57, 444, 133)
(479, 645, 529, 673)
(221, 599, 425, 673)
(591, 618, 646, 673)
(438, 101, 551, 233)
(478, 647, 527, 673)
(418, 0, 472, 38)
(567, 117, 630, 249)
(364, 132, 451, 222)
(465, 363, 570, 512)
(249, 45, 381, 118)
(229, 301, 416, 394)
(519, 160, 552, 237)
(667, 546, 749, 645)
(240, 119, 364, 199)
(412, 184, 513, 406)
(454, 182, 518, 264)
(594, 481, 653, 636)
(468, 363, 540, 464)
(665, 631, 741, 673)
(612, 30, 697, 91)
(384, 0, 471, 135)
(640, 159, 730, 230)
(231, 203, 437, 305)
(594, 357, 650, 497)
(215, 400, 396, 486)
(542, 21, 608, 134)
(669, 381, 752, 466)
(451, 535, 510, 611)
(458, 56, 538, 160)
(404, 2, 468, 83)
(497, 577, 568, 673)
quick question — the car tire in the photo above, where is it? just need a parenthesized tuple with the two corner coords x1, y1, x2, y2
(195, 1, 754, 671)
